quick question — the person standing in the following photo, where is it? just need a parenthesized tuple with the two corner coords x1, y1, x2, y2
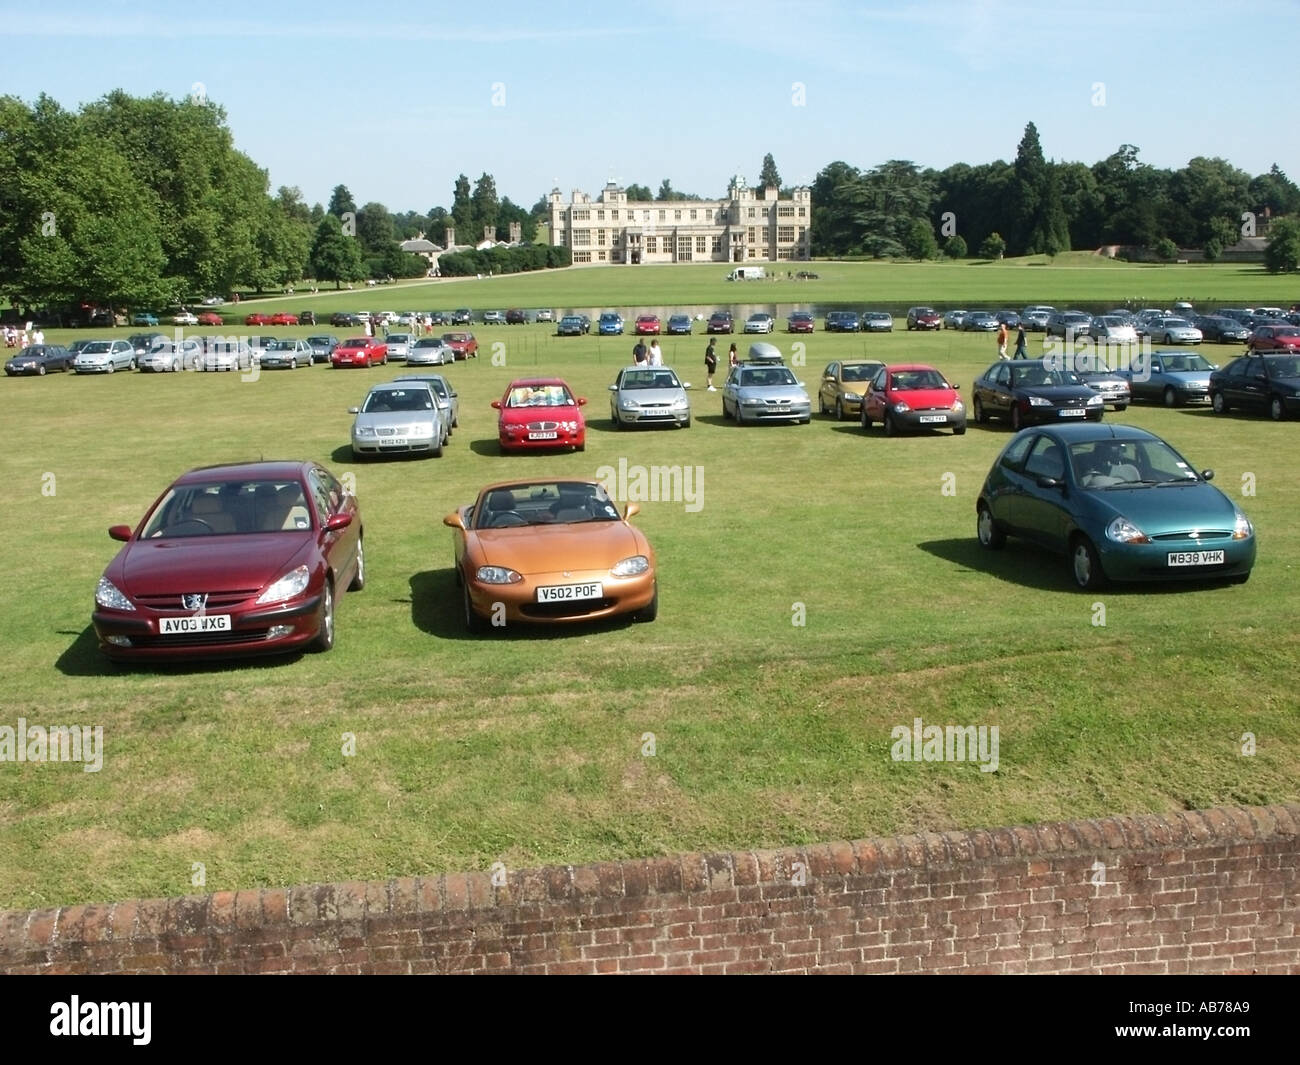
(647, 339, 663, 366)
(705, 337, 718, 390)
(1013, 324, 1028, 359)
(728, 342, 739, 370)
(632, 338, 647, 365)
(996, 320, 1009, 360)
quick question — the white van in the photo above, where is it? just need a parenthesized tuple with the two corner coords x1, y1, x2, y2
(725, 266, 766, 281)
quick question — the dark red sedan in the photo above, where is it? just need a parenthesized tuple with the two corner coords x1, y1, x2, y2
(634, 315, 661, 335)
(441, 332, 478, 359)
(331, 337, 387, 368)
(244, 312, 272, 326)
(92, 461, 364, 660)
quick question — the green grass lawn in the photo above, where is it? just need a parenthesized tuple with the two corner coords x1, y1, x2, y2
(2, 294, 1298, 909)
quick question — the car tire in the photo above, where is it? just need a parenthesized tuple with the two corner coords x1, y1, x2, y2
(735, 405, 745, 426)
(106, 363, 114, 373)
(682, 416, 691, 429)
(463, 581, 487, 633)
(632, 583, 658, 623)
(860, 405, 872, 430)
(977, 503, 1005, 549)
(348, 537, 366, 591)
(37, 364, 46, 376)
(1114, 403, 1127, 413)
(884, 412, 897, 437)
(289, 358, 297, 369)
(953, 425, 966, 436)
(835, 398, 845, 421)
(973, 397, 987, 423)
(1163, 387, 1177, 408)
(1070, 535, 1106, 591)
(1164, 334, 1174, 345)
(817, 394, 826, 414)
(312, 581, 335, 652)
(1010, 406, 1023, 432)
(1211, 391, 1228, 414)
(575, 441, 585, 452)
(431, 437, 443, 458)
(1270, 395, 1286, 421)
(612, 412, 622, 429)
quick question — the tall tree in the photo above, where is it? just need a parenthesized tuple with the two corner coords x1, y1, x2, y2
(327, 185, 356, 219)
(758, 153, 782, 190)
(624, 184, 653, 201)
(470, 173, 499, 238)
(451, 174, 473, 236)
(655, 179, 676, 201)
(309, 214, 365, 289)
(355, 201, 396, 253)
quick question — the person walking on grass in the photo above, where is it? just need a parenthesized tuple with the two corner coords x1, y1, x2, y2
(647, 339, 663, 366)
(705, 337, 718, 390)
(1013, 323, 1028, 359)
(997, 320, 1009, 360)
(633, 338, 647, 366)
(728, 342, 739, 370)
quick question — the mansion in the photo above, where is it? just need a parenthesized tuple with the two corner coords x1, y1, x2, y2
(547, 177, 811, 265)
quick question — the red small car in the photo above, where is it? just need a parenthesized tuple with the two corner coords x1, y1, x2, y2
(244, 312, 272, 326)
(442, 332, 478, 359)
(1246, 325, 1300, 353)
(331, 337, 388, 368)
(861, 362, 967, 436)
(787, 311, 815, 334)
(197, 312, 223, 327)
(269, 312, 299, 326)
(635, 315, 661, 335)
(493, 377, 587, 453)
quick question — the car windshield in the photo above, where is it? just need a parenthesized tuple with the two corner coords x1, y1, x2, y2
(1159, 354, 1213, 372)
(143, 480, 312, 538)
(307, 337, 331, 345)
(562, 317, 581, 324)
(1267, 357, 1300, 377)
(475, 482, 621, 528)
(841, 364, 879, 382)
(621, 370, 680, 390)
(361, 388, 433, 413)
(1012, 366, 1082, 387)
(890, 370, 947, 390)
(443, 333, 467, 342)
(741, 368, 797, 387)
(507, 384, 573, 407)
(343, 338, 368, 347)
(81, 341, 112, 354)
(1275, 328, 1300, 338)
(1070, 440, 1201, 488)
(387, 334, 410, 343)
(413, 339, 444, 348)
(1165, 318, 1192, 328)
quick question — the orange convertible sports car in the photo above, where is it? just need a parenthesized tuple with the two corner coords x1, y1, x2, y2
(443, 479, 658, 631)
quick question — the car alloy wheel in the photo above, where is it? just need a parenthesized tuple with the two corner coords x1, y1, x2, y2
(1270, 395, 1286, 421)
(1211, 392, 1227, 414)
(313, 581, 335, 652)
(973, 397, 986, 423)
(106, 363, 115, 373)
(1071, 536, 1105, 591)
(884, 412, 897, 437)
(37, 364, 46, 376)
(835, 398, 845, 421)
(1010, 406, 1023, 432)
(1163, 387, 1177, 408)
(289, 358, 297, 369)
(977, 504, 1005, 549)
(349, 537, 366, 591)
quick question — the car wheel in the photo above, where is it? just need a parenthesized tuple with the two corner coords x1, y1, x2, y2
(463, 581, 487, 633)
(682, 416, 691, 429)
(1010, 406, 1023, 432)
(1270, 395, 1286, 421)
(106, 363, 114, 374)
(835, 398, 845, 421)
(1211, 391, 1228, 414)
(884, 412, 897, 437)
(735, 405, 745, 425)
(1070, 535, 1106, 591)
(612, 411, 622, 429)
(977, 503, 1005, 549)
(860, 405, 872, 430)
(37, 364, 46, 376)
(431, 436, 443, 458)
(172, 358, 182, 372)
(289, 357, 297, 369)
(953, 424, 966, 435)
(1113, 403, 1128, 413)
(575, 441, 585, 452)
(973, 397, 987, 423)
(312, 581, 335, 652)
(632, 583, 658, 623)
(1164, 334, 1174, 345)
(818, 393, 827, 414)
(348, 537, 366, 591)
(1161, 387, 1178, 408)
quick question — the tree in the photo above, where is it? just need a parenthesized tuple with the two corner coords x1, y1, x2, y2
(979, 232, 1006, 259)
(355, 202, 396, 254)
(451, 174, 473, 235)
(655, 179, 676, 201)
(327, 185, 356, 219)
(624, 184, 653, 201)
(1249, 164, 1300, 219)
(309, 215, 365, 288)
(944, 234, 968, 258)
(1154, 237, 1178, 261)
(471, 173, 499, 238)
(758, 153, 781, 190)
(1263, 217, 1300, 273)
(903, 218, 938, 259)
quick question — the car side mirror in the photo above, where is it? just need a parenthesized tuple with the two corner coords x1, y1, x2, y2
(443, 512, 466, 530)
(108, 524, 132, 542)
(624, 503, 640, 520)
(951, 383, 961, 389)
(491, 400, 502, 409)
(1201, 469, 1214, 481)
(577, 397, 587, 406)
(324, 512, 353, 532)
(608, 383, 618, 391)
(1036, 476, 1062, 490)
(347, 406, 359, 414)
(682, 382, 692, 389)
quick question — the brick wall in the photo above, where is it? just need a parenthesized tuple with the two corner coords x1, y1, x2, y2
(2, 804, 1296, 974)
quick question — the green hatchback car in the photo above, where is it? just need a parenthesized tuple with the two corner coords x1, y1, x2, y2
(976, 423, 1255, 590)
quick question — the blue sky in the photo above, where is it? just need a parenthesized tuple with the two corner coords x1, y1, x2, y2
(3, 0, 1297, 216)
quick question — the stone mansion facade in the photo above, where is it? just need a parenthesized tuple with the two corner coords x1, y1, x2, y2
(547, 177, 812, 266)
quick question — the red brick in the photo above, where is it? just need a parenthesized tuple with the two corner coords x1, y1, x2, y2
(260, 889, 289, 926)
(731, 851, 759, 886)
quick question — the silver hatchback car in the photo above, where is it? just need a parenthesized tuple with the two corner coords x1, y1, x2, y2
(392, 373, 460, 438)
(722, 363, 811, 424)
(406, 337, 454, 366)
(608, 366, 692, 429)
(349, 382, 446, 458)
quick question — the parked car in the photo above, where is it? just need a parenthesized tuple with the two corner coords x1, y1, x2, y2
(331, 337, 388, 369)
(244, 312, 273, 326)
(443, 478, 657, 631)
(427, 311, 449, 326)
(1209, 354, 1300, 420)
(305, 336, 340, 364)
(943, 309, 970, 330)
(1090, 316, 1139, 344)
(971, 358, 1105, 431)
(906, 307, 941, 331)
(196, 312, 224, 327)
(962, 311, 999, 332)
(482, 310, 507, 326)
(349, 381, 445, 458)
(634, 314, 662, 335)
(861, 363, 966, 435)
(131, 312, 159, 326)
(493, 378, 587, 452)
(198, 337, 254, 372)
(1146, 316, 1203, 345)
(137, 338, 203, 373)
(298, 311, 317, 326)
(406, 337, 454, 366)
(269, 312, 298, 326)
(92, 460, 363, 660)
(666, 314, 693, 335)
(331, 312, 362, 328)
(1074, 368, 1130, 411)
(506, 309, 529, 325)
(994, 310, 1022, 328)
(707, 311, 734, 334)
(976, 423, 1255, 590)
(1021, 306, 1056, 332)
(451, 309, 473, 325)
(382, 332, 413, 361)
(73, 339, 136, 374)
(1245, 325, 1300, 353)
(441, 332, 478, 359)
(535, 309, 554, 323)
(721, 363, 811, 425)
(787, 311, 815, 333)
(200, 296, 225, 306)
(172, 311, 198, 326)
(1046, 311, 1093, 338)
(608, 366, 691, 429)
(259, 338, 314, 370)
(1117, 351, 1216, 407)
(392, 373, 459, 435)
(824, 310, 860, 333)
(1192, 315, 1250, 343)
(127, 332, 168, 357)
(860, 311, 894, 332)
(744, 313, 775, 334)
(557, 315, 589, 336)
(4, 344, 74, 376)
(598, 312, 625, 335)
(819, 359, 885, 420)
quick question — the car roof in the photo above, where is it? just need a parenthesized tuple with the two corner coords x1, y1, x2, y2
(1033, 423, 1159, 444)
(178, 461, 311, 482)
(883, 362, 941, 372)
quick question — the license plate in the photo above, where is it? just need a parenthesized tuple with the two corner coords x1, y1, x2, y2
(537, 582, 602, 602)
(1059, 408, 1086, 417)
(383, 438, 408, 446)
(528, 431, 558, 440)
(160, 614, 232, 634)
(1168, 550, 1225, 567)
(918, 414, 947, 424)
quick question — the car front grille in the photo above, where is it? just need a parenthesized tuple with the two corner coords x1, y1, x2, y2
(526, 421, 559, 431)
(520, 598, 615, 619)
(130, 628, 274, 648)
(377, 426, 411, 436)
(136, 590, 261, 611)
(1152, 531, 1232, 542)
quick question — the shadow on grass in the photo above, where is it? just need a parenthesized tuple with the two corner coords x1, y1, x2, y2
(55, 627, 304, 677)
(407, 569, 638, 641)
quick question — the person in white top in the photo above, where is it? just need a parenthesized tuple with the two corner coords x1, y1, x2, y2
(32, 328, 45, 345)
(647, 340, 662, 366)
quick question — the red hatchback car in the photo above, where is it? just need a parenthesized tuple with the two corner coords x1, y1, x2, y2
(860, 362, 967, 436)
(634, 315, 661, 335)
(92, 461, 364, 660)
(196, 312, 223, 327)
(269, 312, 299, 326)
(244, 312, 272, 326)
(441, 332, 478, 359)
(1246, 325, 1300, 353)
(331, 337, 387, 368)
(493, 377, 587, 453)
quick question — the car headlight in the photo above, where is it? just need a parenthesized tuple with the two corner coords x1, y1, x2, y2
(410, 423, 434, 438)
(354, 426, 376, 437)
(951, 399, 964, 412)
(620, 398, 638, 410)
(1028, 396, 1052, 407)
(476, 565, 522, 584)
(611, 555, 650, 577)
(95, 577, 136, 611)
(742, 398, 764, 406)
(892, 401, 911, 413)
(1232, 509, 1253, 541)
(1087, 394, 1104, 405)
(1106, 516, 1151, 544)
(671, 397, 688, 409)
(256, 564, 311, 604)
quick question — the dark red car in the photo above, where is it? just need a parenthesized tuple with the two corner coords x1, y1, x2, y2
(269, 312, 299, 326)
(707, 311, 734, 334)
(196, 312, 223, 327)
(492, 377, 587, 453)
(331, 337, 387, 368)
(1246, 325, 1300, 353)
(92, 461, 364, 660)
(860, 362, 967, 436)
(906, 307, 942, 331)
(634, 315, 661, 335)
(244, 312, 272, 326)
(787, 311, 815, 333)
(441, 332, 478, 359)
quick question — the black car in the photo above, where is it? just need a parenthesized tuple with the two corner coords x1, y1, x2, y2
(707, 311, 734, 334)
(824, 311, 861, 333)
(994, 310, 1022, 328)
(330, 312, 361, 327)
(427, 311, 449, 325)
(126, 332, 168, 356)
(1209, 354, 1300, 421)
(4, 344, 74, 375)
(1046, 311, 1093, 338)
(1192, 315, 1250, 343)
(451, 309, 473, 325)
(971, 358, 1106, 431)
(556, 315, 589, 336)
(305, 335, 340, 364)
(298, 310, 317, 326)
(505, 309, 529, 325)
